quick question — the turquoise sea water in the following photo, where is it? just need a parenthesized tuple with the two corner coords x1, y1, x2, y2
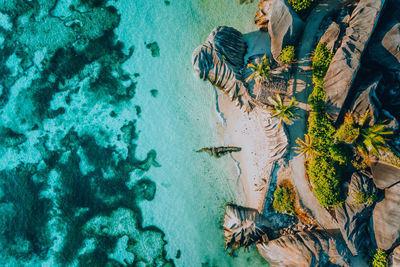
(0, 0, 267, 266)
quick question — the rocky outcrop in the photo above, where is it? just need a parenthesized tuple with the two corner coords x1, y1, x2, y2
(192, 26, 254, 112)
(268, 0, 305, 62)
(335, 172, 376, 255)
(372, 182, 400, 251)
(371, 160, 400, 189)
(324, 0, 386, 121)
(319, 21, 341, 52)
(257, 230, 351, 267)
(254, 0, 275, 30)
(223, 204, 274, 249)
(390, 245, 400, 266)
(366, 0, 400, 71)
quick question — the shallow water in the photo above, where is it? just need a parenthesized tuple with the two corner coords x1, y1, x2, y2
(0, 0, 267, 266)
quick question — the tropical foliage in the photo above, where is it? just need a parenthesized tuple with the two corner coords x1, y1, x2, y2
(312, 43, 334, 80)
(306, 42, 348, 207)
(265, 94, 299, 129)
(273, 186, 295, 215)
(335, 110, 393, 162)
(295, 134, 319, 160)
(351, 190, 376, 206)
(246, 54, 272, 84)
(287, 0, 317, 13)
(371, 249, 388, 267)
(279, 46, 296, 65)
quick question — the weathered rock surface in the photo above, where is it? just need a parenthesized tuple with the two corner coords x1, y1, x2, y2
(336, 172, 376, 255)
(372, 182, 400, 251)
(254, 0, 275, 30)
(390, 245, 400, 266)
(223, 204, 274, 249)
(319, 21, 341, 52)
(371, 161, 400, 189)
(324, 0, 386, 121)
(268, 0, 304, 62)
(257, 230, 351, 267)
(192, 26, 254, 112)
(366, 0, 400, 71)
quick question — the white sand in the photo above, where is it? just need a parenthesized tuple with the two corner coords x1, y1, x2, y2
(217, 93, 276, 212)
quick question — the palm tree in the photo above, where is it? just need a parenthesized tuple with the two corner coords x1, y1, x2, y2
(245, 54, 272, 84)
(265, 94, 300, 129)
(295, 134, 319, 160)
(336, 109, 393, 161)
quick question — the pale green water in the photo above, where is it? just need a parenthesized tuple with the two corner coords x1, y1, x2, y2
(112, 0, 267, 266)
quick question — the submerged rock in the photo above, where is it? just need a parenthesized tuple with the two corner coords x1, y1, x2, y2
(372, 182, 400, 251)
(335, 171, 376, 256)
(256, 230, 351, 267)
(324, 0, 386, 121)
(268, 0, 304, 62)
(197, 146, 241, 158)
(192, 26, 254, 112)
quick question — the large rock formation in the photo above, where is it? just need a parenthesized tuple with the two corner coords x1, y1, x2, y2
(223, 204, 274, 249)
(366, 0, 400, 71)
(335, 172, 376, 255)
(268, 0, 305, 62)
(192, 26, 254, 112)
(256, 230, 351, 267)
(324, 0, 386, 120)
(371, 161, 400, 189)
(372, 182, 400, 251)
(390, 245, 400, 266)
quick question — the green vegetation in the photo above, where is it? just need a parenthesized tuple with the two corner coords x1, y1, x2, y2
(305, 42, 349, 207)
(335, 110, 393, 163)
(273, 186, 295, 215)
(371, 249, 388, 267)
(351, 190, 376, 206)
(295, 134, 320, 160)
(246, 54, 272, 84)
(287, 0, 317, 13)
(265, 94, 300, 129)
(312, 43, 334, 81)
(278, 46, 296, 65)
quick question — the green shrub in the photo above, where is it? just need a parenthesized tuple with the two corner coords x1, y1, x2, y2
(273, 186, 295, 215)
(305, 42, 348, 207)
(312, 43, 333, 79)
(279, 46, 296, 65)
(287, 0, 317, 13)
(372, 249, 388, 267)
(352, 190, 376, 206)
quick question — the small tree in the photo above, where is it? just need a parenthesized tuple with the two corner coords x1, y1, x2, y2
(295, 134, 320, 160)
(335, 109, 393, 162)
(245, 54, 272, 84)
(273, 186, 295, 215)
(265, 94, 300, 129)
(279, 46, 296, 65)
(371, 249, 388, 267)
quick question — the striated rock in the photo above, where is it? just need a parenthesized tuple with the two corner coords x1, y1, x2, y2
(319, 21, 341, 52)
(390, 245, 400, 266)
(371, 161, 400, 189)
(254, 0, 275, 30)
(192, 26, 254, 112)
(257, 230, 351, 267)
(366, 0, 400, 71)
(372, 182, 400, 251)
(324, 0, 386, 121)
(223, 204, 274, 249)
(336, 172, 376, 256)
(268, 0, 304, 62)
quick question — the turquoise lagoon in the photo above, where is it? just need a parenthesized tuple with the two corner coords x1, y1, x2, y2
(0, 0, 267, 266)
